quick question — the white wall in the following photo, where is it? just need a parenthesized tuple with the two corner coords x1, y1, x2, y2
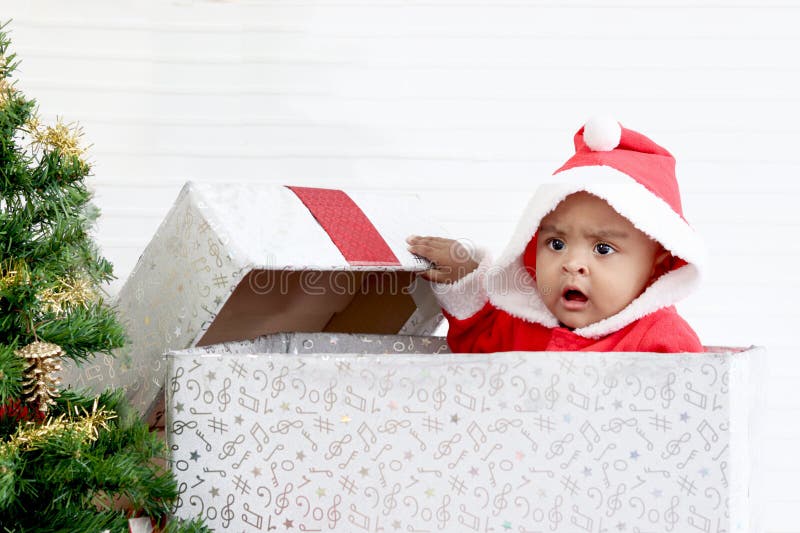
(1, 1, 798, 529)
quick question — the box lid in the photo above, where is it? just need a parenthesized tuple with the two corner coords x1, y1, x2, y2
(64, 182, 449, 416)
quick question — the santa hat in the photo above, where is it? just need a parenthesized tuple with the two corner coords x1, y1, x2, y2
(485, 117, 706, 338)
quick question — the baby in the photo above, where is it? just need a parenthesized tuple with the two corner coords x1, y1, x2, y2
(407, 117, 704, 353)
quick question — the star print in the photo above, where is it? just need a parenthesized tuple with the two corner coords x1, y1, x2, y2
(616, 522, 626, 531)
(341, 414, 351, 423)
(206, 371, 216, 381)
(563, 414, 572, 423)
(502, 521, 512, 530)
(613, 400, 623, 409)
(392, 519, 402, 530)
(316, 487, 326, 497)
(469, 466, 479, 477)
(515, 451, 524, 461)
(630, 450, 640, 460)
(451, 414, 460, 424)
(680, 412, 690, 422)
(189, 450, 200, 461)
(234, 415, 243, 425)
(404, 451, 414, 461)
(283, 518, 294, 529)
(280, 402, 290, 411)
(175, 402, 184, 413)
(174, 326, 181, 337)
(359, 467, 370, 477)
(329, 336, 339, 345)
(424, 488, 435, 497)
(149, 261, 157, 270)
(699, 467, 709, 478)
(582, 467, 592, 477)
(498, 401, 508, 409)
(533, 367, 542, 376)
(213, 295, 223, 306)
(177, 284, 184, 292)
(652, 488, 663, 498)
(537, 488, 547, 498)
(421, 337, 431, 345)
(210, 486, 219, 497)
(388, 401, 399, 411)
(251, 467, 262, 477)
(296, 451, 306, 462)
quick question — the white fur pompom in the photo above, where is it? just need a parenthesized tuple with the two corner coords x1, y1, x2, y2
(583, 116, 621, 152)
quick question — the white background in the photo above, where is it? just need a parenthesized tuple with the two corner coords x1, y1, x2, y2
(1, 1, 798, 529)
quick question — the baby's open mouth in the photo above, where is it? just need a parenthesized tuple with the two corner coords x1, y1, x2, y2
(563, 289, 588, 302)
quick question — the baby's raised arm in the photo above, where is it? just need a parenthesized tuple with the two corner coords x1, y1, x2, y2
(405, 235, 479, 284)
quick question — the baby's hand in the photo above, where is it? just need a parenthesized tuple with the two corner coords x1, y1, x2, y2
(406, 235, 479, 284)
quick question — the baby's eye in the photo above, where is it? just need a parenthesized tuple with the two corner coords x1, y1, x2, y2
(547, 238, 565, 251)
(594, 242, 615, 255)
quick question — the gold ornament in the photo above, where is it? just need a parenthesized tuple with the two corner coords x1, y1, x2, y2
(15, 341, 63, 414)
(38, 276, 96, 316)
(28, 116, 88, 158)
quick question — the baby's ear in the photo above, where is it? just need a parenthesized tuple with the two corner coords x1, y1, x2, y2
(650, 247, 673, 283)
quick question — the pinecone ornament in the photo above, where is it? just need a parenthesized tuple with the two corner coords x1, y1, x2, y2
(15, 341, 63, 414)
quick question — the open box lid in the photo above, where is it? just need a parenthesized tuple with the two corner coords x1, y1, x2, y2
(188, 182, 446, 346)
(63, 181, 448, 417)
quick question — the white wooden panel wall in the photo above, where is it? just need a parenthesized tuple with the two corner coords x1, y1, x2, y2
(1, 1, 798, 529)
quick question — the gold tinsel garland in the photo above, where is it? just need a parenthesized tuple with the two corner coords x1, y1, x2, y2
(0, 398, 114, 460)
(38, 276, 96, 316)
(0, 261, 29, 292)
(15, 341, 63, 414)
(27, 115, 88, 158)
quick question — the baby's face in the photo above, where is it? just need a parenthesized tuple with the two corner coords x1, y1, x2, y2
(535, 192, 662, 329)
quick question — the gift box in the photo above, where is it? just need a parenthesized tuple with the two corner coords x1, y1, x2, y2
(166, 344, 762, 532)
(63, 182, 446, 423)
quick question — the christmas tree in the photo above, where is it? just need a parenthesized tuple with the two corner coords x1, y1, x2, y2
(0, 23, 207, 532)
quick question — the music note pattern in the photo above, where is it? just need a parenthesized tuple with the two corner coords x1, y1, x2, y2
(167, 344, 754, 531)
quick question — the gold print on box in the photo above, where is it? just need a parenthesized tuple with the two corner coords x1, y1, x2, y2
(168, 348, 742, 531)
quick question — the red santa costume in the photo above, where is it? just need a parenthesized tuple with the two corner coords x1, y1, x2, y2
(433, 117, 706, 353)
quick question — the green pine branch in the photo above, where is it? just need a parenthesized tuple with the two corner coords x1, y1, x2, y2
(0, 22, 209, 532)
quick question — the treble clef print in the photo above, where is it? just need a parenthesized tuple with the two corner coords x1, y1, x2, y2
(324, 380, 338, 411)
(325, 434, 352, 460)
(434, 433, 461, 460)
(436, 494, 452, 529)
(172, 419, 197, 435)
(218, 434, 245, 461)
(170, 366, 184, 393)
(606, 483, 626, 518)
(492, 483, 511, 516)
(548, 495, 563, 529)
(221, 493, 235, 528)
(488, 364, 507, 396)
(218, 377, 231, 412)
(328, 494, 342, 528)
(661, 372, 677, 408)
(661, 432, 691, 460)
(545, 374, 560, 409)
(269, 419, 303, 434)
(382, 483, 401, 516)
(665, 495, 680, 531)
(271, 366, 289, 399)
(275, 482, 293, 515)
(433, 376, 447, 410)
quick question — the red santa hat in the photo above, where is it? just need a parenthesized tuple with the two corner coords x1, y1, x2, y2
(483, 117, 706, 338)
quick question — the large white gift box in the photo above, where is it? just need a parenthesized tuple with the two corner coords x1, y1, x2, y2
(167, 343, 762, 532)
(63, 182, 446, 422)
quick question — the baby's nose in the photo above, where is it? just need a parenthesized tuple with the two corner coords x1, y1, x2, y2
(562, 258, 588, 275)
